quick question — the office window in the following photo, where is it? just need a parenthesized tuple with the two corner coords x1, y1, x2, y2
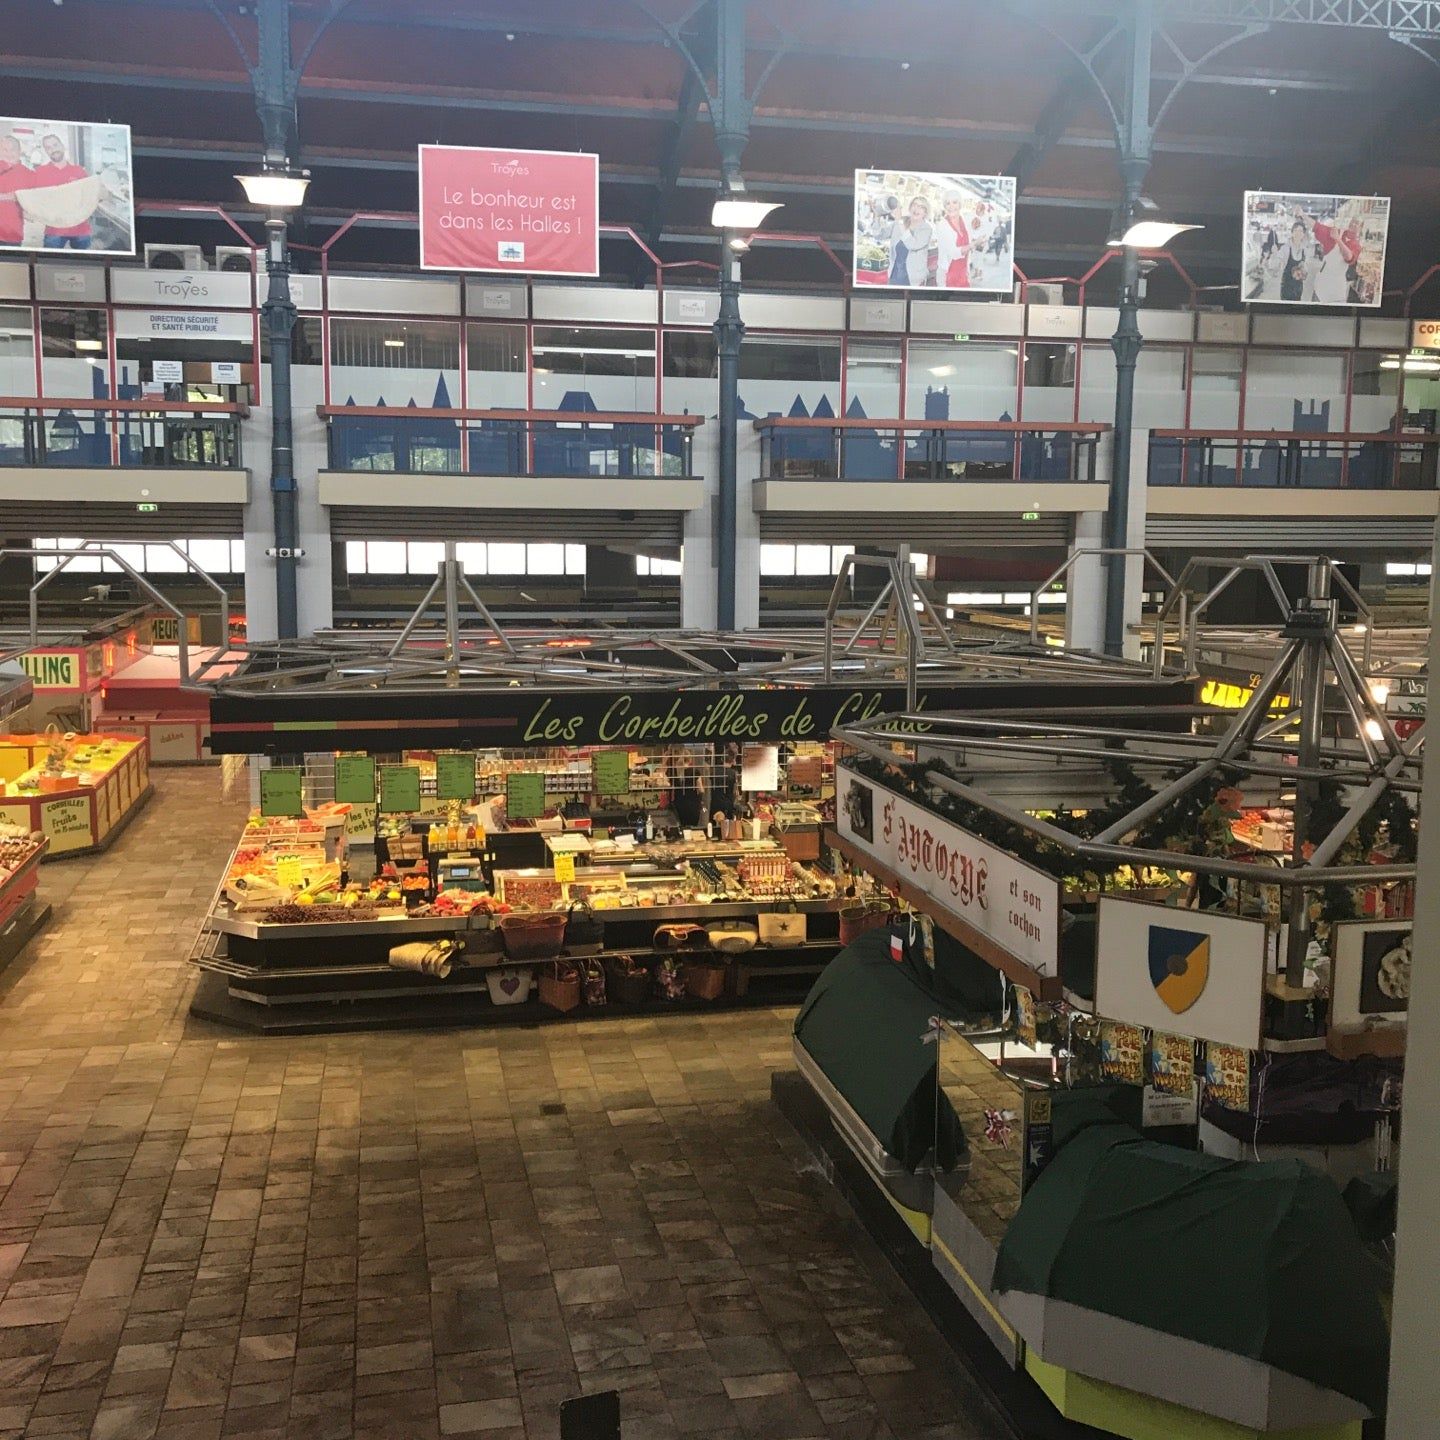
(532, 326, 655, 411)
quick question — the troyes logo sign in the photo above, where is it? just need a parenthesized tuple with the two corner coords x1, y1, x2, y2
(1147, 924, 1211, 1014)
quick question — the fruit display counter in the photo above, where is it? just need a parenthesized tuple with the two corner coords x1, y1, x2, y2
(0, 833, 51, 974)
(0, 733, 151, 856)
(189, 805, 887, 1033)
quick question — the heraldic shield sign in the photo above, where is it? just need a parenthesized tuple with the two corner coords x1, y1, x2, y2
(1148, 924, 1211, 1014)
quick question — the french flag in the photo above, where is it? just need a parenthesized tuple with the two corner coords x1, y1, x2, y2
(890, 931, 905, 964)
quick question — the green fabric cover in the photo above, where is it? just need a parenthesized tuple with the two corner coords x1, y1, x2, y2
(794, 927, 968, 1173)
(992, 1091, 1390, 1413)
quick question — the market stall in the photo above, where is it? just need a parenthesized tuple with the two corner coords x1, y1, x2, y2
(0, 830, 51, 973)
(779, 559, 1412, 1439)
(0, 732, 151, 855)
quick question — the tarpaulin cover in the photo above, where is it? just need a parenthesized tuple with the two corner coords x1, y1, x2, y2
(794, 927, 970, 1172)
(993, 1090, 1390, 1412)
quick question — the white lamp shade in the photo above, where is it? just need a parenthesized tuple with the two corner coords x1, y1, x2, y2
(1118, 220, 1202, 249)
(235, 171, 311, 209)
(711, 198, 783, 230)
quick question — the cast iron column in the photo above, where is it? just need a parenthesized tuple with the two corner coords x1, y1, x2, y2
(711, 0, 750, 632)
(263, 219, 299, 638)
(255, 0, 300, 639)
(1103, 0, 1154, 657)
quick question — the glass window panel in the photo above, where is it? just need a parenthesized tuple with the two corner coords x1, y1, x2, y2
(906, 341, 1017, 421)
(408, 542, 445, 575)
(527, 543, 565, 575)
(365, 541, 408, 575)
(328, 318, 460, 408)
(488, 542, 525, 573)
(186, 538, 232, 573)
(831, 545, 854, 572)
(760, 544, 796, 577)
(143, 544, 187, 573)
(565, 544, 586, 574)
(739, 336, 841, 425)
(1021, 343, 1076, 423)
(456, 542, 487, 574)
(1244, 350, 1347, 432)
(1189, 348, 1243, 429)
(845, 341, 901, 421)
(465, 322, 526, 409)
(0, 306, 36, 398)
(532, 326, 655, 412)
(345, 541, 368, 575)
(1350, 352, 1401, 432)
(40, 308, 109, 405)
(260, 316, 322, 366)
(795, 544, 831, 576)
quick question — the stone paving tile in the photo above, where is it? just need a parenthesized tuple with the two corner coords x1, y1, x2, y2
(0, 768, 1009, 1439)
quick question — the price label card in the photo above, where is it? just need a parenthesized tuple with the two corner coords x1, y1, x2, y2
(593, 749, 631, 797)
(506, 771, 546, 820)
(436, 752, 477, 801)
(379, 764, 422, 814)
(260, 767, 304, 817)
(553, 853, 576, 884)
(275, 856, 305, 890)
(334, 755, 376, 804)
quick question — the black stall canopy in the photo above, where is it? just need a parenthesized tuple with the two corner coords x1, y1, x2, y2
(207, 676, 1197, 756)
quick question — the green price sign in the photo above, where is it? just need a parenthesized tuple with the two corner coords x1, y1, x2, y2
(593, 749, 631, 797)
(334, 755, 376, 804)
(435, 752, 477, 801)
(506, 771, 546, 820)
(259, 767, 304, 818)
(379, 764, 422, 814)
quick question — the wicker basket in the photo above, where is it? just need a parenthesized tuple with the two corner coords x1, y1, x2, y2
(682, 959, 728, 1001)
(538, 960, 581, 1013)
(499, 912, 567, 961)
(839, 900, 892, 947)
(605, 955, 651, 1007)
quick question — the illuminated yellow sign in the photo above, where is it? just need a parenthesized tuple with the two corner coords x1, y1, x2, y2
(1199, 677, 1292, 711)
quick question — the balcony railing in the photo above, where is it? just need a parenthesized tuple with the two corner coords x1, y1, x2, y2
(0, 398, 246, 469)
(1149, 429, 1440, 490)
(319, 406, 702, 477)
(753, 417, 1108, 483)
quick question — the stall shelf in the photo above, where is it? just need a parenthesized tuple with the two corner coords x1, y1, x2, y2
(0, 734, 152, 856)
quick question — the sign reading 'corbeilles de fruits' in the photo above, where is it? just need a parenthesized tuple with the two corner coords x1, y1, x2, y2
(418, 145, 599, 276)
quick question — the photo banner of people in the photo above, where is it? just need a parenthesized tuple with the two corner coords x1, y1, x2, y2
(0, 117, 135, 255)
(1242, 190, 1390, 308)
(853, 169, 1016, 292)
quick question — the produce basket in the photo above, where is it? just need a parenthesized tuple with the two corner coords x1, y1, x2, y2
(499, 912, 567, 960)
(706, 921, 758, 955)
(757, 911, 807, 946)
(605, 954, 651, 1007)
(538, 960, 581, 1013)
(654, 922, 708, 951)
(682, 959, 728, 1001)
(388, 938, 459, 979)
(839, 899, 893, 947)
(580, 959, 607, 1006)
(485, 966, 533, 1005)
(564, 901, 604, 955)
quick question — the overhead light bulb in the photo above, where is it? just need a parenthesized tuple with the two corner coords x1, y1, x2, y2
(1369, 681, 1391, 705)
(383, 338, 405, 348)
(728, 235, 751, 253)
(74, 338, 103, 352)
(1116, 220, 1203, 249)
(711, 198, 783, 230)
(235, 168, 310, 210)
(1364, 719, 1384, 742)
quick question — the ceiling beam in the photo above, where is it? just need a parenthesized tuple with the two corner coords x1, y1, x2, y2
(2, 58, 1361, 164)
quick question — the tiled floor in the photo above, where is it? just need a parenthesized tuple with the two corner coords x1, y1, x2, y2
(0, 769, 1009, 1440)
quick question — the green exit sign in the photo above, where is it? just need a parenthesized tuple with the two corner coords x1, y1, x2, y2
(135, 502, 159, 513)
(1021, 510, 1040, 521)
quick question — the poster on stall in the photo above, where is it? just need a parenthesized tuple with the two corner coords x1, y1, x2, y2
(260, 767, 304, 818)
(435, 753, 477, 802)
(333, 756, 376, 805)
(0, 116, 135, 254)
(379, 765, 422, 815)
(1242, 190, 1390, 307)
(418, 145, 599, 275)
(593, 749, 631, 797)
(1149, 1031, 1197, 1098)
(853, 169, 1015, 291)
(1203, 1043, 1252, 1112)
